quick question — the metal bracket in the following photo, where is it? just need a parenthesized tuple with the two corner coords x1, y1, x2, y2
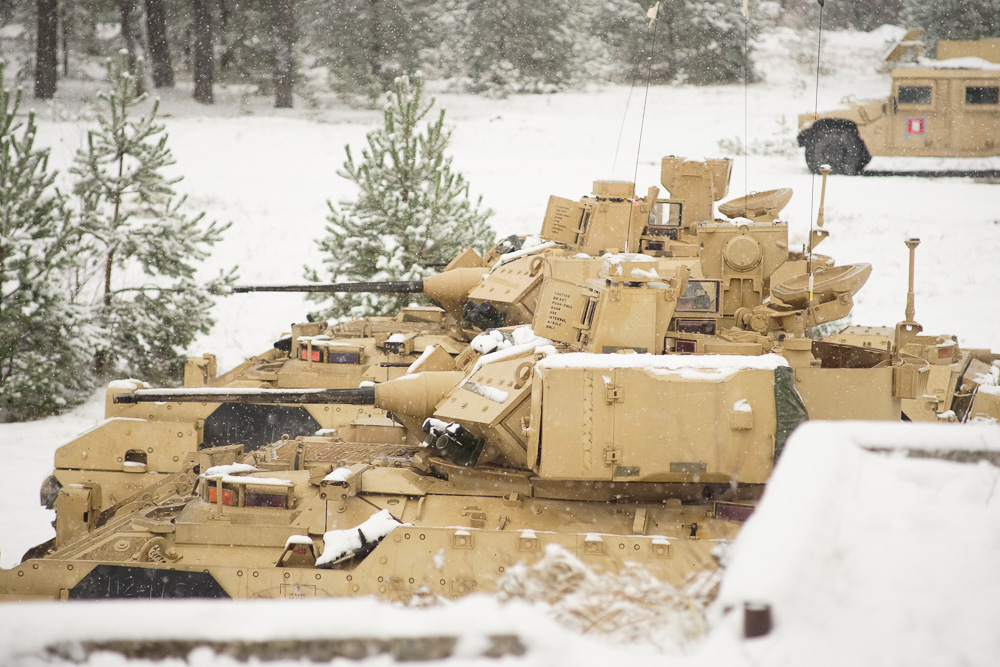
(603, 446, 620, 465)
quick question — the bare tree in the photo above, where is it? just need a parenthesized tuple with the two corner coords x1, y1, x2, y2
(191, 0, 214, 104)
(145, 0, 175, 88)
(274, 0, 294, 108)
(34, 0, 58, 99)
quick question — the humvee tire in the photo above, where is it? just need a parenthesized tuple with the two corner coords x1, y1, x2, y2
(804, 127, 871, 175)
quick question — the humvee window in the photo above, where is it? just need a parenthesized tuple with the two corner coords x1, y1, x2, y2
(965, 86, 999, 105)
(898, 86, 932, 105)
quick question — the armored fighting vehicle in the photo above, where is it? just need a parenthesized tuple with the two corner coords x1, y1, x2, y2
(7, 155, 998, 602)
(797, 30, 1000, 174)
(39, 296, 466, 515)
(38, 155, 757, 516)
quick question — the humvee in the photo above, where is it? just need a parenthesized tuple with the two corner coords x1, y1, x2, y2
(797, 30, 1000, 174)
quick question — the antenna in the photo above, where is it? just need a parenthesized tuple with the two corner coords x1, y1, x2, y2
(612, 87, 636, 174)
(904, 238, 920, 324)
(806, 164, 832, 300)
(742, 0, 749, 215)
(806, 0, 826, 310)
(612, 60, 640, 172)
(892, 237, 923, 360)
(624, 1, 660, 253)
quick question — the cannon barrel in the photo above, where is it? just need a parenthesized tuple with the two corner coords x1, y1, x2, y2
(113, 386, 377, 405)
(233, 267, 486, 320)
(233, 280, 424, 294)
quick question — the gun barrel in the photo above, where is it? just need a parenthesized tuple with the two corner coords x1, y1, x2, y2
(233, 280, 424, 294)
(113, 387, 377, 405)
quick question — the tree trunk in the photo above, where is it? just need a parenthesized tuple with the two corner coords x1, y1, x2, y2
(118, 0, 151, 95)
(144, 0, 175, 88)
(368, 0, 381, 83)
(191, 0, 214, 104)
(34, 0, 58, 99)
(274, 0, 294, 108)
(59, 0, 68, 76)
(217, 0, 232, 72)
(218, 0, 230, 30)
(93, 245, 116, 378)
(0, 1, 14, 24)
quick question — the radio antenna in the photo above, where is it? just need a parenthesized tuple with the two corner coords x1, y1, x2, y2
(624, 1, 660, 252)
(612, 68, 639, 172)
(807, 0, 826, 309)
(742, 0, 750, 215)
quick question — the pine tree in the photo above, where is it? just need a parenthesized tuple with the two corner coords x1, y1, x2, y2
(589, 0, 677, 83)
(303, 0, 434, 102)
(822, 0, 904, 31)
(904, 0, 1000, 57)
(308, 75, 494, 320)
(458, 0, 579, 94)
(0, 65, 95, 421)
(70, 51, 235, 385)
(118, 0, 154, 95)
(216, 0, 274, 93)
(583, 0, 762, 87)
(667, 0, 762, 86)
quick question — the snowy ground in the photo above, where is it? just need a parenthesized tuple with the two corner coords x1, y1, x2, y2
(2, 25, 1000, 665)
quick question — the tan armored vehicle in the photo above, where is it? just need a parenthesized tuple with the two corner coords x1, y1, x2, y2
(37, 157, 758, 517)
(41, 232, 578, 514)
(39, 293, 473, 515)
(797, 30, 1000, 174)
(8, 154, 997, 601)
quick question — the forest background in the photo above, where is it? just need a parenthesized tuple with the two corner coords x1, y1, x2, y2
(7, 0, 997, 104)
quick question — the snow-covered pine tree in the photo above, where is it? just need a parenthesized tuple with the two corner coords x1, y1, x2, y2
(216, 0, 279, 94)
(70, 51, 234, 385)
(821, 1, 904, 31)
(575, 0, 761, 87)
(458, 0, 580, 94)
(0, 65, 95, 421)
(303, 0, 434, 102)
(589, 0, 678, 84)
(307, 74, 494, 320)
(668, 0, 762, 86)
(904, 0, 1000, 57)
